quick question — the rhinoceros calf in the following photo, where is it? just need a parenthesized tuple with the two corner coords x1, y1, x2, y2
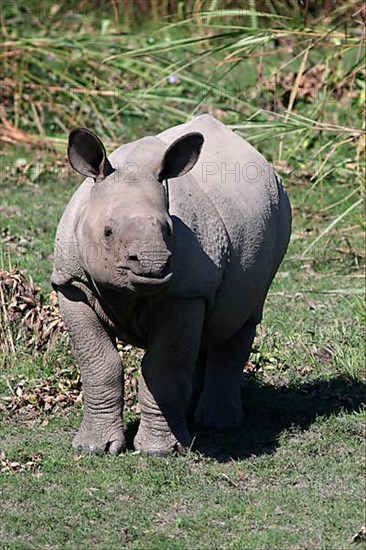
(52, 114, 291, 456)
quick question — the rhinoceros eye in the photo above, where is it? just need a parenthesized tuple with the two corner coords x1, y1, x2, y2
(104, 226, 113, 239)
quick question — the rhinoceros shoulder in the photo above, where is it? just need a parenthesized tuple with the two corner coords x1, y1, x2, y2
(51, 179, 93, 287)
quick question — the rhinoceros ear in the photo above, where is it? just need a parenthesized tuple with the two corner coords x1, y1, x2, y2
(68, 128, 115, 182)
(158, 132, 204, 183)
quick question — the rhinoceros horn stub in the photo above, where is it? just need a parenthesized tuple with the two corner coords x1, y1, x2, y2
(68, 128, 115, 182)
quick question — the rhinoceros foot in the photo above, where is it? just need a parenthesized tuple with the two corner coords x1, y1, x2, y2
(72, 418, 126, 455)
(194, 397, 244, 433)
(133, 422, 191, 457)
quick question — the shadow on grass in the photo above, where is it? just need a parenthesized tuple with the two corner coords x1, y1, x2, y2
(125, 375, 365, 461)
(194, 374, 366, 461)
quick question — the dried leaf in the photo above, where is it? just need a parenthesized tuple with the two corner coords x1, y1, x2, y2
(352, 526, 366, 544)
(1, 268, 65, 353)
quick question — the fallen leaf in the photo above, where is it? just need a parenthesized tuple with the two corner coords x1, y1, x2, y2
(352, 526, 366, 544)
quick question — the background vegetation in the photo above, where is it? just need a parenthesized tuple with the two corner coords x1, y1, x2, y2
(1, 1, 365, 548)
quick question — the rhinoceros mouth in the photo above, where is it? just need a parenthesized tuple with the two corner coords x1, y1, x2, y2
(127, 270, 173, 286)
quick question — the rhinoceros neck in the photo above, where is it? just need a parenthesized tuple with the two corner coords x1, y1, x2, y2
(88, 277, 159, 348)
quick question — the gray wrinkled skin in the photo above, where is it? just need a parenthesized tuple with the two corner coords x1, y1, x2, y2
(52, 115, 291, 456)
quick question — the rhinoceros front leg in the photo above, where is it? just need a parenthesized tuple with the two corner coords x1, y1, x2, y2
(58, 286, 125, 455)
(134, 298, 205, 456)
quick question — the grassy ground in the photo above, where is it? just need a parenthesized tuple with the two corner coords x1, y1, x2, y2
(1, 2, 365, 549)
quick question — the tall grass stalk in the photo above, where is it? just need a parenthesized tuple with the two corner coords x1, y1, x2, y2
(1, 1, 365, 253)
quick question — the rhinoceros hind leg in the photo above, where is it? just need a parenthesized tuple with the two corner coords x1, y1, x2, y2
(194, 322, 256, 431)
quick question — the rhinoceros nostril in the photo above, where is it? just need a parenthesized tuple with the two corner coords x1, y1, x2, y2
(128, 254, 139, 262)
(104, 226, 113, 239)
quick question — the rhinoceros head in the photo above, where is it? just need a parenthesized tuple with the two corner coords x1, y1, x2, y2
(67, 128, 204, 292)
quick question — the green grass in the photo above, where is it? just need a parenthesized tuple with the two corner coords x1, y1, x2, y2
(1, 406, 365, 548)
(1, 1, 365, 549)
